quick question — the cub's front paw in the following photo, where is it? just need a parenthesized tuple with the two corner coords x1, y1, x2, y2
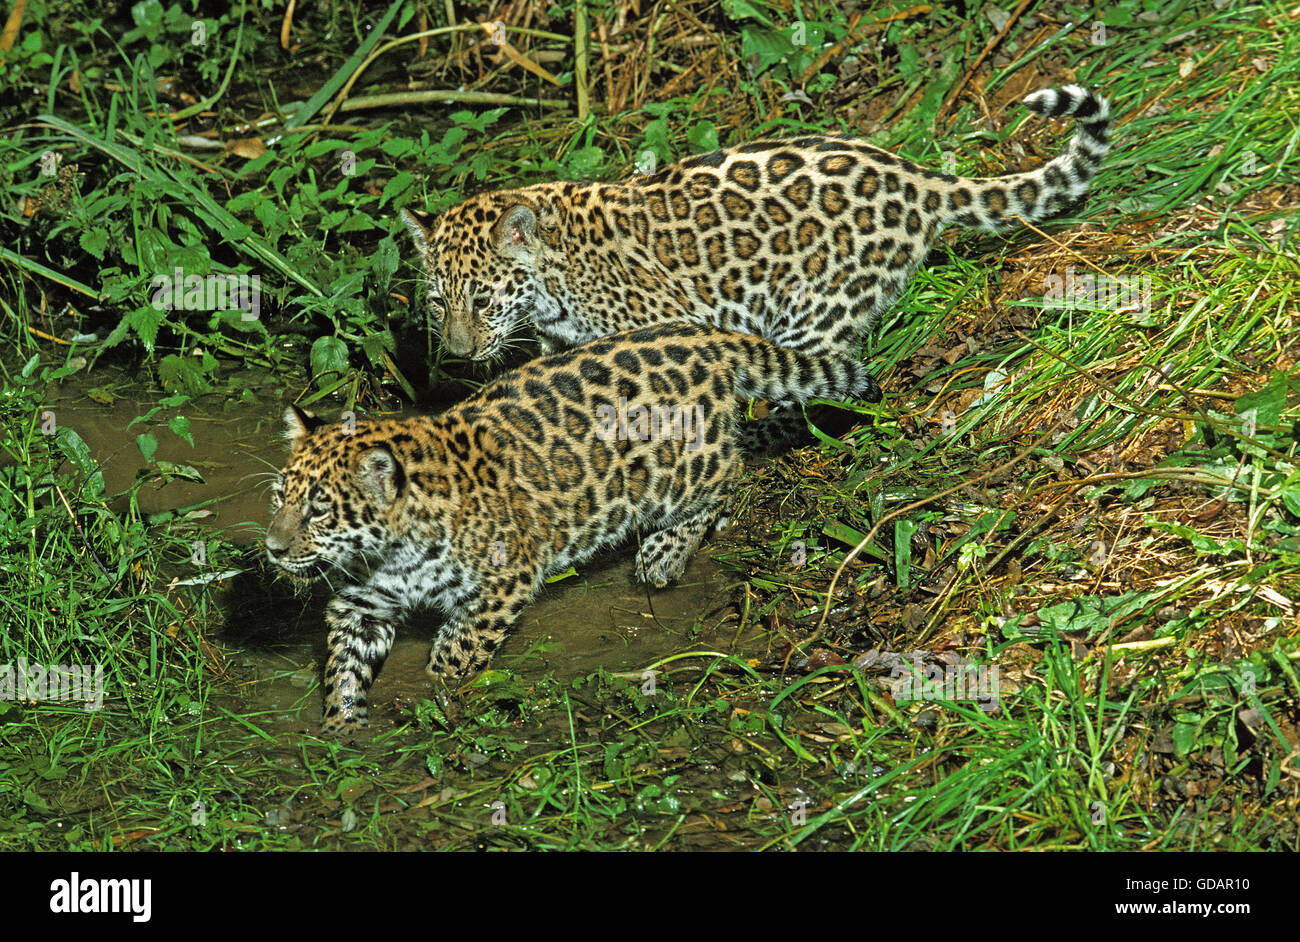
(427, 639, 490, 682)
(321, 713, 366, 739)
(425, 658, 459, 681)
(322, 675, 368, 737)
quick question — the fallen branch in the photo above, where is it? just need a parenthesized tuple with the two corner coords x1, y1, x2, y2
(1108, 637, 1177, 653)
(322, 22, 572, 127)
(336, 89, 571, 111)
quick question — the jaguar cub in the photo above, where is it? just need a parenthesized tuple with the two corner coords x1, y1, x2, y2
(264, 323, 876, 736)
(402, 86, 1110, 362)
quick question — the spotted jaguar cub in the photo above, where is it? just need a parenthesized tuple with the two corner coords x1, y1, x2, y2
(402, 86, 1110, 362)
(264, 323, 876, 736)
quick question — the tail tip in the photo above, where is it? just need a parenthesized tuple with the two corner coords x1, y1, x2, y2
(1022, 85, 1110, 122)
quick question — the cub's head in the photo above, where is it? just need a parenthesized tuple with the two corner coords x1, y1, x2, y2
(265, 407, 405, 578)
(401, 194, 546, 361)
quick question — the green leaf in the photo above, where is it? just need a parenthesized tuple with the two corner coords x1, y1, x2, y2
(722, 0, 776, 26)
(78, 229, 110, 260)
(686, 121, 720, 153)
(23, 787, 52, 814)
(380, 171, 414, 209)
(360, 330, 395, 366)
(465, 670, 527, 704)
(1235, 371, 1294, 429)
(740, 27, 796, 77)
(1033, 592, 1154, 640)
(136, 432, 158, 463)
(821, 520, 887, 562)
(451, 107, 508, 132)
(337, 214, 377, 234)
(335, 776, 370, 802)
(1172, 717, 1199, 757)
(894, 518, 918, 591)
(565, 145, 605, 178)
(1122, 476, 1162, 500)
(1145, 517, 1248, 556)
(319, 209, 349, 230)
(642, 116, 672, 165)
(158, 353, 216, 396)
(124, 0, 164, 43)
(309, 336, 349, 381)
(55, 427, 105, 497)
(370, 237, 398, 282)
(168, 415, 193, 446)
(898, 43, 921, 79)
(381, 137, 416, 158)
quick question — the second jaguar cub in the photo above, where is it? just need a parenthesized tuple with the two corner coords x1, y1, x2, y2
(265, 323, 876, 736)
(403, 86, 1110, 362)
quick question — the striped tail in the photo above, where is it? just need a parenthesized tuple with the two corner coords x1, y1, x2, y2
(954, 85, 1111, 231)
(733, 341, 881, 406)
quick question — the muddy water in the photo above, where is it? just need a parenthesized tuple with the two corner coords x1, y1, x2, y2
(220, 554, 734, 738)
(43, 367, 287, 543)
(45, 372, 741, 735)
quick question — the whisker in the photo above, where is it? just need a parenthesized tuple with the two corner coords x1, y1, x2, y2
(241, 452, 286, 474)
(239, 469, 281, 487)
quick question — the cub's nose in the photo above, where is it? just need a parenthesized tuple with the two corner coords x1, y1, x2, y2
(265, 533, 289, 558)
(443, 320, 474, 357)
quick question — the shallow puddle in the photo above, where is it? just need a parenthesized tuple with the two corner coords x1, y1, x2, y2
(217, 552, 735, 738)
(42, 368, 287, 543)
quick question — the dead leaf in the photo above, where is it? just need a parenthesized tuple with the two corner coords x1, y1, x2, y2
(804, 648, 845, 669)
(110, 827, 163, 846)
(392, 776, 437, 795)
(229, 138, 267, 159)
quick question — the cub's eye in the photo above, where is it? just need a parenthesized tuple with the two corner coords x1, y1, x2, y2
(309, 500, 332, 520)
(426, 280, 449, 314)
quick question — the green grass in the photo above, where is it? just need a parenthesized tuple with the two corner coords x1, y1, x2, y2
(1, 0, 1297, 850)
(713, 0, 1300, 846)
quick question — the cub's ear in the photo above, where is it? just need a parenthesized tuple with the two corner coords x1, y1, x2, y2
(357, 447, 405, 506)
(284, 405, 325, 449)
(491, 204, 537, 255)
(401, 207, 435, 254)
